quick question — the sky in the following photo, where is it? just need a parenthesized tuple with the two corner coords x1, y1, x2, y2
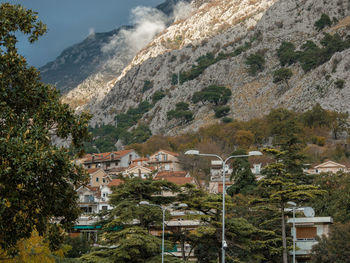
(2, 0, 165, 67)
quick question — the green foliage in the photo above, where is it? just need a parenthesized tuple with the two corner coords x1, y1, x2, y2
(335, 79, 345, 89)
(273, 68, 293, 86)
(314, 13, 332, 31)
(179, 52, 216, 84)
(0, 3, 90, 252)
(152, 90, 166, 103)
(227, 149, 257, 196)
(120, 124, 152, 145)
(192, 85, 232, 106)
(310, 173, 350, 223)
(222, 117, 233, 123)
(311, 222, 350, 262)
(63, 236, 91, 258)
(277, 41, 298, 66)
(142, 80, 153, 92)
(167, 102, 193, 123)
(245, 53, 265, 75)
(214, 106, 230, 118)
(80, 178, 180, 263)
(302, 103, 331, 128)
(171, 73, 178, 85)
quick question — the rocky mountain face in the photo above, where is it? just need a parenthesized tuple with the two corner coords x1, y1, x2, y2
(44, 0, 350, 136)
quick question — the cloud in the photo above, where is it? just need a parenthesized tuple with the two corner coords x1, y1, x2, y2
(88, 27, 95, 37)
(173, 1, 193, 21)
(102, 6, 167, 54)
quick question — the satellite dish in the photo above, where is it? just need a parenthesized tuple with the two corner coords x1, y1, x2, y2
(303, 207, 315, 217)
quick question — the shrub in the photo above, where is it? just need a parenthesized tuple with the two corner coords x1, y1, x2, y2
(245, 53, 265, 75)
(273, 68, 293, 86)
(142, 80, 153, 92)
(192, 85, 232, 105)
(171, 73, 178, 85)
(277, 41, 298, 66)
(214, 106, 230, 118)
(335, 79, 345, 89)
(222, 117, 233, 123)
(314, 14, 332, 31)
(152, 90, 166, 103)
(311, 136, 326, 146)
(167, 102, 193, 123)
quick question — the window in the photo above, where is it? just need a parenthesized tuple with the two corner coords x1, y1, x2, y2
(164, 154, 167, 161)
(106, 163, 110, 168)
(103, 178, 106, 183)
(254, 164, 261, 174)
(102, 206, 108, 211)
(165, 164, 170, 171)
(87, 165, 91, 169)
(96, 177, 99, 182)
(296, 227, 317, 240)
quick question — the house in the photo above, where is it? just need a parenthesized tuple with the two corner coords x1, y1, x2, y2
(131, 157, 149, 166)
(287, 216, 333, 262)
(76, 186, 101, 214)
(306, 160, 349, 174)
(210, 160, 232, 181)
(122, 164, 155, 179)
(87, 168, 112, 187)
(148, 150, 181, 171)
(83, 149, 140, 171)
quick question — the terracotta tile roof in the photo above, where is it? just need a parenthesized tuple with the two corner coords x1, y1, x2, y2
(108, 179, 124, 188)
(132, 158, 149, 162)
(87, 168, 101, 174)
(84, 149, 134, 163)
(155, 171, 187, 179)
(156, 177, 193, 185)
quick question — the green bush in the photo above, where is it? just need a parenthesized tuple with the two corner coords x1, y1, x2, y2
(167, 102, 193, 123)
(192, 85, 232, 105)
(315, 14, 332, 31)
(152, 90, 166, 103)
(273, 68, 293, 85)
(142, 80, 153, 92)
(171, 73, 178, 85)
(214, 106, 230, 118)
(222, 117, 233, 123)
(245, 53, 265, 75)
(311, 136, 326, 146)
(277, 41, 298, 66)
(335, 79, 345, 89)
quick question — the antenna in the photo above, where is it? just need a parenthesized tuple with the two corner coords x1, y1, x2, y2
(303, 207, 315, 217)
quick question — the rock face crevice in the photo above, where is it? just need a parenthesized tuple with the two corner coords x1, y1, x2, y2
(43, 0, 350, 136)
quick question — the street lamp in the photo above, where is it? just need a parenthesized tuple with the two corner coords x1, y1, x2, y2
(139, 201, 188, 263)
(185, 149, 262, 263)
(287, 201, 297, 263)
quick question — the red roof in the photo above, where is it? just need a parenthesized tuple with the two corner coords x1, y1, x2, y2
(84, 149, 134, 163)
(156, 177, 193, 185)
(87, 168, 101, 174)
(155, 171, 187, 179)
(108, 179, 124, 188)
(132, 158, 149, 162)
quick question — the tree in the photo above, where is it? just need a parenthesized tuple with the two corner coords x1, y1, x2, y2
(277, 42, 298, 66)
(311, 222, 350, 262)
(227, 149, 257, 196)
(253, 149, 326, 263)
(192, 85, 232, 106)
(214, 106, 230, 118)
(314, 14, 332, 31)
(245, 53, 265, 75)
(81, 178, 180, 263)
(273, 68, 293, 88)
(0, 3, 90, 252)
(328, 111, 349, 140)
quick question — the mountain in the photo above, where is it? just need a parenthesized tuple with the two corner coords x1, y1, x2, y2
(43, 0, 350, 137)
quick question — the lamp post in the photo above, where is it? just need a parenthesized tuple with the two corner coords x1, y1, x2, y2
(139, 201, 188, 263)
(287, 201, 297, 263)
(185, 150, 262, 263)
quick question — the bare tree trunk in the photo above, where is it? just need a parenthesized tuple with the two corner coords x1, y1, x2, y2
(281, 202, 288, 263)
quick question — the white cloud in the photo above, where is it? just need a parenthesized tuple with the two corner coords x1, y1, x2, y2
(88, 27, 95, 37)
(102, 6, 167, 54)
(173, 1, 193, 21)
